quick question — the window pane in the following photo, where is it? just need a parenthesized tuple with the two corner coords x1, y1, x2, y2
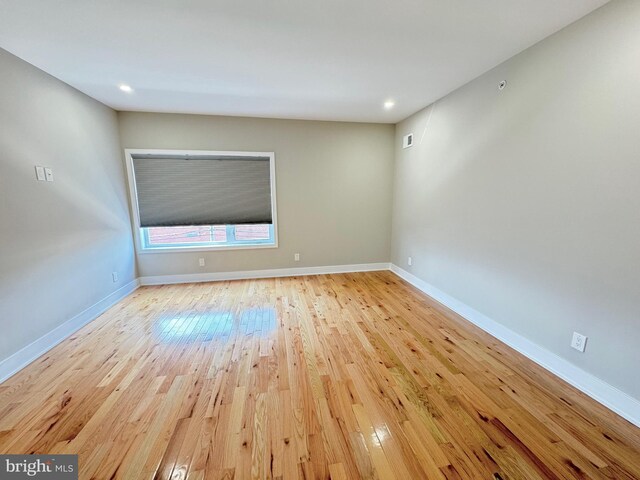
(142, 224, 273, 249)
(147, 225, 226, 245)
(234, 224, 270, 240)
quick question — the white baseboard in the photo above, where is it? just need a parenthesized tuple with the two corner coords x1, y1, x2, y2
(139, 262, 391, 286)
(390, 264, 640, 428)
(0, 279, 140, 384)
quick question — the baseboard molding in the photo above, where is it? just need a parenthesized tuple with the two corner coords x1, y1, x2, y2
(0, 279, 140, 384)
(139, 262, 391, 286)
(389, 264, 640, 428)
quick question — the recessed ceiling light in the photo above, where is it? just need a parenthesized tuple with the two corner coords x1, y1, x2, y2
(384, 100, 395, 110)
(119, 84, 133, 93)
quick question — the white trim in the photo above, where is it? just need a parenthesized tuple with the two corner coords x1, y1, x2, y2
(389, 264, 640, 428)
(140, 263, 391, 285)
(0, 279, 140, 384)
(123, 148, 279, 254)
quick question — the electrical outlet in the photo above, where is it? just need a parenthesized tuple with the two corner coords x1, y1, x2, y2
(571, 332, 587, 352)
(407, 256, 412, 266)
(294, 253, 300, 262)
(35, 166, 46, 181)
(112, 272, 118, 283)
(44, 167, 54, 182)
(199, 258, 205, 267)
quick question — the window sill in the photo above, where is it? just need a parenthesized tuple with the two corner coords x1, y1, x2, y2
(137, 243, 278, 254)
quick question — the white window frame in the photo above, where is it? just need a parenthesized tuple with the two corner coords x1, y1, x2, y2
(124, 148, 278, 254)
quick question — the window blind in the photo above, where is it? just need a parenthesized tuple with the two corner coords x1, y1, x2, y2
(131, 154, 273, 228)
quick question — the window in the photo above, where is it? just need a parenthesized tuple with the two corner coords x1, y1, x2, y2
(142, 224, 275, 249)
(125, 149, 277, 252)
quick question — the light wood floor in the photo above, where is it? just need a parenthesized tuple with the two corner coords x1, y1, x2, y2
(0, 272, 638, 479)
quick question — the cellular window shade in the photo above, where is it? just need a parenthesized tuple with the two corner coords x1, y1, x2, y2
(132, 155, 273, 228)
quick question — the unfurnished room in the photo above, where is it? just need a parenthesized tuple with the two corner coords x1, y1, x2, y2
(0, 1, 639, 479)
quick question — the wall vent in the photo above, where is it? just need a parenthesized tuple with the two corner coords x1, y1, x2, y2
(402, 133, 414, 149)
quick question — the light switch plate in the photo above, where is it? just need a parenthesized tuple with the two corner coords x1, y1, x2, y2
(35, 166, 46, 181)
(44, 167, 54, 182)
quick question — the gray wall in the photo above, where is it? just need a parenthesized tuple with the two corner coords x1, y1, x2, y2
(392, 0, 640, 399)
(118, 112, 395, 278)
(0, 49, 136, 362)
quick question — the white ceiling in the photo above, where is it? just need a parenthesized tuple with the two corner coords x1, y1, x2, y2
(0, 0, 608, 123)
